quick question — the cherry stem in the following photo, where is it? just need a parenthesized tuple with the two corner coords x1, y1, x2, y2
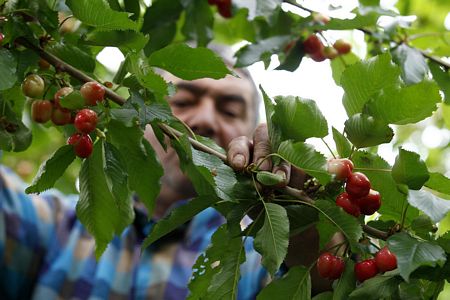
(18, 36, 391, 242)
(321, 138, 336, 159)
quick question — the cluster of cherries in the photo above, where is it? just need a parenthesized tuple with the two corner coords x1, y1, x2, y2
(327, 158, 381, 217)
(303, 35, 351, 62)
(318, 246, 398, 282)
(22, 74, 105, 158)
(207, 0, 232, 18)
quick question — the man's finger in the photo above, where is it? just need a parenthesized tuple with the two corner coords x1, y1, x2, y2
(227, 136, 252, 171)
(252, 124, 272, 171)
(272, 160, 291, 187)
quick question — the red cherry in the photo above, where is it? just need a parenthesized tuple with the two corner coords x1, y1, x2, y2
(333, 39, 352, 55)
(22, 74, 45, 98)
(317, 252, 345, 280)
(80, 81, 105, 106)
(375, 246, 397, 272)
(328, 256, 345, 279)
(327, 158, 354, 180)
(51, 107, 72, 126)
(354, 259, 379, 282)
(31, 100, 53, 123)
(309, 50, 326, 62)
(74, 109, 98, 134)
(356, 189, 381, 215)
(303, 35, 324, 55)
(336, 192, 360, 217)
(217, 0, 232, 18)
(54, 87, 73, 113)
(0, 33, 4, 45)
(346, 172, 371, 198)
(68, 133, 93, 158)
(312, 13, 330, 24)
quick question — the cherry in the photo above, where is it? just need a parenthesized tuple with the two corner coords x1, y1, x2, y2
(333, 39, 352, 55)
(356, 189, 381, 215)
(22, 74, 45, 98)
(354, 259, 378, 282)
(317, 252, 345, 280)
(375, 246, 397, 272)
(309, 50, 326, 62)
(31, 100, 53, 123)
(74, 109, 98, 134)
(346, 172, 371, 198)
(217, 0, 232, 18)
(336, 192, 360, 217)
(327, 158, 354, 180)
(51, 107, 72, 126)
(80, 81, 105, 106)
(68, 133, 93, 158)
(303, 35, 324, 55)
(54, 87, 74, 112)
(0, 32, 4, 45)
(323, 46, 339, 60)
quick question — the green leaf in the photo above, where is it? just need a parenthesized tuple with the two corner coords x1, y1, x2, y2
(103, 142, 130, 204)
(59, 90, 85, 110)
(285, 205, 318, 235)
(272, 96, 328, 142)
(331, 52, 360, 86)
(25, 145, 76, 194)
(257, 266, 311, 300)
(344, 114, 394, 148)
(66, 0, 138, 31)
(411, 215, 435, 239)
(255, 0, 282, 18)
(391, 148, 429, 190)
(332, 127, 352, 158)
(254, 203, 289, 276)
(108, 120, 163, 215)
(261, 87, 282, 151)
(278, 141, 331, 185)
(314, 200, 363, 251)
(142, 196, 218, 248)
(275, 39, 305, 72)
(366, 81, 441, 125)
(425, 172, 450, 196)
(85, 30, 149, 52)
(314, 13, 379, 31)
(214, 8, 256, 44)
(429, 61, 450, 104)
(128, 53, 168, 100)
(181, 0, 214, 47)
(235, 36, 291, 68)
(47, 42, 95, 73)
(312, 292, 333, 300)
(0, 97, 32, 152)
(341, 53, 401, 116)
(388, 232, 446, 281)
(149, 43, 231, 80)
(256, 171, 284, 186)
(352, 151, 417, 222)
(407, 190, 450, 223)
(392, 44, 429, 85)
(349, 274, 402, 299)
(333, 259, 356, 300)
(77, 141, 134, 258)
(0, 49, 17, 90)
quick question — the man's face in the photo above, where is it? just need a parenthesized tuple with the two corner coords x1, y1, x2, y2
(145, 73, 257, 198)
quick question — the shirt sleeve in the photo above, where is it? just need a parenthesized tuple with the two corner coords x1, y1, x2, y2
(0, 165, 76, 299)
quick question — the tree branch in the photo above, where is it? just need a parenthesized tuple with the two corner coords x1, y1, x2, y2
(282, 0, 450, 70)
(17, 37, 390, 241)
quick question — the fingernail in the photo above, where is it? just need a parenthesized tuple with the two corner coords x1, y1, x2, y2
(275, 170, 286, 181)
(233, 154, 245, 169)
(257, 158, 270, 171)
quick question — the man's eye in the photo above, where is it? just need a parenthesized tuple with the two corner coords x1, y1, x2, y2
(223, 110, 238, 118)
(172, 100, 193, 108)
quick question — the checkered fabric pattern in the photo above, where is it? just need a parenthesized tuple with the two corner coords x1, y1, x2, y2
(0, 165, 269, 299)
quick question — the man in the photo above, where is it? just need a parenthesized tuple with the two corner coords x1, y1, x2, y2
(0, 58, 330, 299)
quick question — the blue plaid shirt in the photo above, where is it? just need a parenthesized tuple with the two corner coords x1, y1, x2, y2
(0, 166, 268, 299)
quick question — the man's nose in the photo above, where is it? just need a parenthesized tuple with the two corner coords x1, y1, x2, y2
(187, 98, 218, 139)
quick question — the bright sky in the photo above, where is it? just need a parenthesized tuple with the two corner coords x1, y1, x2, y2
(96, 0, 450, 173)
